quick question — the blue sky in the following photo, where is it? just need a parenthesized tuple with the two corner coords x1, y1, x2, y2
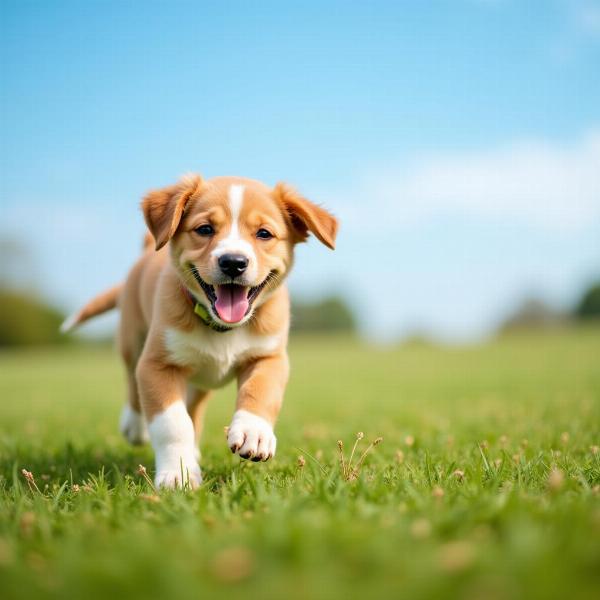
(1, 0, 599, 340)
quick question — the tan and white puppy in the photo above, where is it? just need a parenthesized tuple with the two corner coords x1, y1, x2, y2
(63, 175, 337, 488)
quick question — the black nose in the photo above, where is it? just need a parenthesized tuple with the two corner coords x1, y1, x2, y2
(218, 254, 249, 278)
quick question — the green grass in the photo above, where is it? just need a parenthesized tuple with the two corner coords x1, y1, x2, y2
(0, 328, 599, 599)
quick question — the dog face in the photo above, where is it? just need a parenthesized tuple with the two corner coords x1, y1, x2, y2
(142, 175, 338, 328)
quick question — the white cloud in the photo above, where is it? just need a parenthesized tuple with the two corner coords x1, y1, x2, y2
(338, 129, 600, 233)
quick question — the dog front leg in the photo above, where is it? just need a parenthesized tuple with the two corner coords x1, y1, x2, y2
(227, 354, 289, 461)
(136, 356, 201, 489)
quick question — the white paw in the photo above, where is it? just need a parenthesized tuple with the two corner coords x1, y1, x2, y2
(154, 460, 202, 490)
(119, 405, 149, 445)
(148, 401, 201, 490)
(227, 409, 276, 461)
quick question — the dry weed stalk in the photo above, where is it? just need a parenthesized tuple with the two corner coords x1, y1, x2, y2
(137, 464, 157, 492)
(337, 433, 383, 481)
(21, 469, 42, 495)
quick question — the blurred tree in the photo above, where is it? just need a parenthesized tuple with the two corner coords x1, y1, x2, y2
(0, 291, 67, 346)
(0, 235, 68, 346)
(0, 237, 37, 290)
(574, 282, 600, 320)
(499, 297, 566, 333)
(291, 296, 356, 333)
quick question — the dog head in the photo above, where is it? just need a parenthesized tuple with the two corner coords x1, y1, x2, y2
(142, 174, 338, 328)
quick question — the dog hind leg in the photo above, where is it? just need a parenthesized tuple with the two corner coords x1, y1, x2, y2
(119, 369, 149, 445)
(186, 387, 211, 459)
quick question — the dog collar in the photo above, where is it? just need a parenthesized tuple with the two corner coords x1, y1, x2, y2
(181, 286, 232, 333)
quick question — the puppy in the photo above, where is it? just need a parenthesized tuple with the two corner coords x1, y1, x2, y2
(62, 175, 338, 488)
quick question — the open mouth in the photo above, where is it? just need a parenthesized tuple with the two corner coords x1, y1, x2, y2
(190, 267, 275, 324)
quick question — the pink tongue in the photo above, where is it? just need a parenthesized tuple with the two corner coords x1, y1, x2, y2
(215, 285, 249, 323)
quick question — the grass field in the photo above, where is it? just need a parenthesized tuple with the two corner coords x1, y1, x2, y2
(0, 328, 599, 599)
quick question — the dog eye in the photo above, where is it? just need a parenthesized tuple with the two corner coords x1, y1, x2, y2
(195, 224, 215, 236)
(256, 228, 273, 240)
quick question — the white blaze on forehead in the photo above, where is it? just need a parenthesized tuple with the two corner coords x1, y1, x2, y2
(210, 184, 256, 261)
(229, 184, 244, 225)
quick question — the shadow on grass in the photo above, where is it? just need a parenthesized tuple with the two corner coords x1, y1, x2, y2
(0, 439, 154, 488)
(0, 438, 269, 495)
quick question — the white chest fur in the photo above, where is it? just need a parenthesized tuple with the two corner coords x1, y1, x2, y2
(164, 326, 281, 389)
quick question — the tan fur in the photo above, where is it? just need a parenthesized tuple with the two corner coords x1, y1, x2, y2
(68, 174, 337, 466)
(61, 284, 123, 332)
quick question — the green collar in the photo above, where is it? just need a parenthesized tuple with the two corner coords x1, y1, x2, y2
(192, 301, 232, 333)
(181, 285, 232, 333)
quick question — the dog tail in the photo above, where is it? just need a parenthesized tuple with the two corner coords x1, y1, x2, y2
(61, 234, 150, 333)
(60, 283, 124, 333)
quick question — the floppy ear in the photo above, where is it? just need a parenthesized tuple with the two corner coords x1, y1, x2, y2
(274, 183, 338, 250)
(142, 174, 203, 251)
